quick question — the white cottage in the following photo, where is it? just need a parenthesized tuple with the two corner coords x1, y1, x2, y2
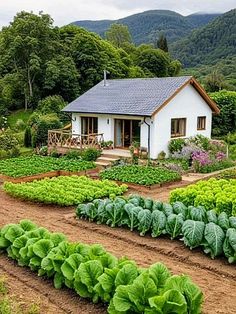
(62, 76, 219, 159)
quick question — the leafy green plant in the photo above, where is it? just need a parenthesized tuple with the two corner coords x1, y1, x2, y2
(82, 148, 101, 161)
(0, 155, 95, 178)
(100, 165, 181, 186)
(76, 195, 236, 263)
(4, 176, 128, 206)
(0, 220, 203, 314)
(170, 178, 236, 216)
(168, 138, 186, 154)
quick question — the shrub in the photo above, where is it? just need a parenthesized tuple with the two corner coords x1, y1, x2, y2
(210, 91, 236, 136)
(10, 146, 20, 158)
(157, 150, 166, 160)
(24, 126, 32, 147)
(226, 132, 236, 145)
(82, 148, 101, 161)
(168, 138, 185, 154)
(38, 146, 48, 156)
(37, 95, 66, 116)
(187, 134, 210, 151)
(229, 144, 236, 160)
(0, 129, 19, 151)
(0, 116, 8, 129)
(34, 114, 62, 147)
(64, 150, 82, 159)
(197, 160, 235, 173)
(15, 118, 25, 131)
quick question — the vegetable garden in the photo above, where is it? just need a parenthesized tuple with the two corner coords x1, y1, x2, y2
(0, 155, 95, 178)
(76, 195, 236, 263)
(170, 178, 236, 216)
(4, 176, 127, 206)
(0, 220, 203, 314)
(100, 165, 181, 186)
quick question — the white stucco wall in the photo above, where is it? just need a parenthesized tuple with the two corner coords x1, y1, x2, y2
(150, 84, 213, 158)
(71, 113, 147, 147)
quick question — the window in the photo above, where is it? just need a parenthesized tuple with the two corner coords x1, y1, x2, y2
(81, 117, 98, 134)
(171, 118, 186, 138)
(197, 116, 206, 130)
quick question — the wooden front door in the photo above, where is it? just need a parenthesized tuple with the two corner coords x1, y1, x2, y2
(114, 119, 140, 148)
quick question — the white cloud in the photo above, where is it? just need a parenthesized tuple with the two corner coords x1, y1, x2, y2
(0, 0, 235, 28)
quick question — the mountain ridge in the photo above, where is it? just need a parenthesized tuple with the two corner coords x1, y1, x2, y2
(72, 9, 221, 45)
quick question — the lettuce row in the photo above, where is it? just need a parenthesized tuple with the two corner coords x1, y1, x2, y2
(3, 176, 128, 206)
(76, 195, 236, 263)
(170, 178, 236, 216)
(0, 220, 203, 314)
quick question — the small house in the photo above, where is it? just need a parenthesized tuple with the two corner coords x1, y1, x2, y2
(52, 76, 219, 159)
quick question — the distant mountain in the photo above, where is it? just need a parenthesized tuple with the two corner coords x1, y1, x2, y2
(185, 12, 221, 28)
(73, 10, 220, 45)
(171, 9, 236, 67)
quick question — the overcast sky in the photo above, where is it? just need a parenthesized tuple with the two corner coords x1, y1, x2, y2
(0, 0, 235, 28)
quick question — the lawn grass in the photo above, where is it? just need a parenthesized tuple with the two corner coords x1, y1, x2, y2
(7, 109, 32, 129)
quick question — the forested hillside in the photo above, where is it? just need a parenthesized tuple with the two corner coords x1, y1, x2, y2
(73, 10, 220, 45)
(0, 11, 181, 114)
(171, 9, 236, 67)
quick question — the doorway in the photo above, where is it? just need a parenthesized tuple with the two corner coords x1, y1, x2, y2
(114, 119, 140, 148)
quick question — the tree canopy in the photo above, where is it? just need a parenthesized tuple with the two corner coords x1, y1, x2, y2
(0, 12, 181, 114)
(105, 23, 132, 48)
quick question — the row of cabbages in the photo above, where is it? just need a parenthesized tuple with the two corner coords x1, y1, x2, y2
(76, 195, 236, 263)
(0, 220, 203, 314)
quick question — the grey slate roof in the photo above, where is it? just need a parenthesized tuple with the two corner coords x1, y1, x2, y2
(62, 76, 192, 116)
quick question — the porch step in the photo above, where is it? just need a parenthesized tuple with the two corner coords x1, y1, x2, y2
(98, 156, 119, 161)
(95, 161, 111, 167)
(102, 149, 131, 158)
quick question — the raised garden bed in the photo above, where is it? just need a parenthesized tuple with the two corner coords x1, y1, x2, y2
(100, 165, 181, 187)
(3, 176, 128, 206)
(170, 177, 236, 216)
(0, 155, 95, 178)
(0, 168, 101, 183)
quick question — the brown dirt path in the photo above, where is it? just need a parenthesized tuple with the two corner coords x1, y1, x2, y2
(0, 187, 236, 314)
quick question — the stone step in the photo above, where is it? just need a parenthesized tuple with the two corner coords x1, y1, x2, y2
(97, 156, 119, 162)
(100, 153, 121, 159)
(95, 161, 111, 167)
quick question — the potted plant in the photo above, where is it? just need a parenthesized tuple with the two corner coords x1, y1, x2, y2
(132, 141, 140, 155)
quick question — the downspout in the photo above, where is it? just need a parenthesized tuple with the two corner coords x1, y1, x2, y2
(143, 117, 151, 160)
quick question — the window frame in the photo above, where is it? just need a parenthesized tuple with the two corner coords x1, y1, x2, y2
(171, 118, 187, 138)
(197, 116, 206, 131)
(81, 117, 98, 135)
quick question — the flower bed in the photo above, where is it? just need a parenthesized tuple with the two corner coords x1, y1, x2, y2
(170, 178, 236, 216)
(76, 195, 236, 263)
(100, 165, 181, 186)
(0, 155, 95, 178)
(168, 135, 234, 173)
(0, 220, 203, 314)
(4, 176, 128, 206)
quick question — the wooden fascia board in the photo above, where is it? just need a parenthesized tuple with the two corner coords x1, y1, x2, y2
(151, 77, 220, 118)
(151, 77, 192, 117)
(189, 78, 220, 115)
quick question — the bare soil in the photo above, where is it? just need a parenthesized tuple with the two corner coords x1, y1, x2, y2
(0, 186, 236, 314)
